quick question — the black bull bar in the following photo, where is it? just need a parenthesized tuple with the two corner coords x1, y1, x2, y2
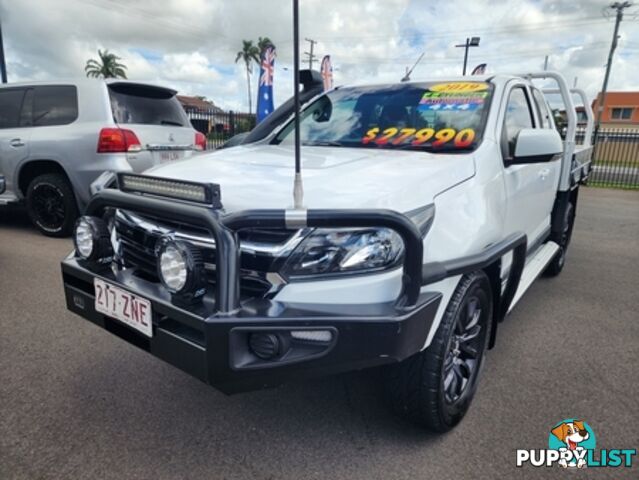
(84, 189, 427, 311)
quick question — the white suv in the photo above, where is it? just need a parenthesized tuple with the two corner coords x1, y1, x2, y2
(0, 79, 206, 236)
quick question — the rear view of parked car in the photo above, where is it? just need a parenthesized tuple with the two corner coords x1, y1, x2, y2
(0, 79, 206, 236)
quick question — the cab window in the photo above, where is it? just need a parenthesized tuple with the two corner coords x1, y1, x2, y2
(503, 87, 534, 158)
(532, 89, 552, 129)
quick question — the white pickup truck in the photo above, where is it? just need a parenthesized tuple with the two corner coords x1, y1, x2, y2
(61, 71, 593, 432)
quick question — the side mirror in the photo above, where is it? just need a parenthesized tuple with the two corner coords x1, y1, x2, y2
(509, 128, 563, 165)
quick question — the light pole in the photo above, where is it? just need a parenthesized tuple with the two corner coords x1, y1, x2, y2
(594, 1, 632, 144)
(0, 18, 7, 83)
(455, 36, 480, 76)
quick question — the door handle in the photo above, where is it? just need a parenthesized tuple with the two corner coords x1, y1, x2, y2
(538, 168, 550, 179)
(9, 138, 25, 148)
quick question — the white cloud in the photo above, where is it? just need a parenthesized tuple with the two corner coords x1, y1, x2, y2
(0, 0, 637, 111)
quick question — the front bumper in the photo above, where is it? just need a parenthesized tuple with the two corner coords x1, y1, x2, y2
(62, 256, 441, 394)
(63, 186, 528, 393)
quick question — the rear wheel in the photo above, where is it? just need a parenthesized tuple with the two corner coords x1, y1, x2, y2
(384, 271, 492, 432)
(544, 201, 575, 277)
(26, 173, 78, 237)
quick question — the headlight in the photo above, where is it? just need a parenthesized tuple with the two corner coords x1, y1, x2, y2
(282, 228, 404, 278)
(73, 216, 113, 264)
(157, 239, 207, 302)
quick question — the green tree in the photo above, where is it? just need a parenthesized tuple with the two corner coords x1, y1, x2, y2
(257, 37, 274, 53)
(85, 49, 128, 79)
(255, 37, 275, 70)
(235, 40, 260, 114)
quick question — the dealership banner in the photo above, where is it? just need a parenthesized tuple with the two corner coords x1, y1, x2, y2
(321, 55, 333, 91)
(257, 45, 276, 123)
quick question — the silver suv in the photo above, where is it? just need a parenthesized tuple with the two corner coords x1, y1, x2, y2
(0, 79, 206, 236)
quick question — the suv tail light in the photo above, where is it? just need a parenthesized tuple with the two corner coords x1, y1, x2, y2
(194, 131, 207, 151)
(97, 127, 142, 153)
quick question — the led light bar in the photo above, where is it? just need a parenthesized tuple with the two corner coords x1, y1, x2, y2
(117, 173, 222, 208)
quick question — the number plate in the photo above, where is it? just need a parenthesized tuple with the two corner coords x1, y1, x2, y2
(94, 278, 153, 337)
(157, 151, 183, 163)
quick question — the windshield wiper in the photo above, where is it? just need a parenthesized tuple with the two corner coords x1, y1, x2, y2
(160, 120, 184, 126)
(303, 140, 343, 147)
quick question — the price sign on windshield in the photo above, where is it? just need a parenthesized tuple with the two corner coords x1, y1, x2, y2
(361, 127, 476, 148)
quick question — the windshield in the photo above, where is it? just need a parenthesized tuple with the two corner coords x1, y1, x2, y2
(274, 81, 492, 152)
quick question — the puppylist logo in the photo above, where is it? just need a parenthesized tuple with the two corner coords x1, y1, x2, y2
(516, 419, 636, 469)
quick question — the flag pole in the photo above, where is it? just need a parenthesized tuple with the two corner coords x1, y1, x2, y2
(292, 0, 304, 209)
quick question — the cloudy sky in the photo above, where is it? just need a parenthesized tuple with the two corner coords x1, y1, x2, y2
(1, 0, 638, 111)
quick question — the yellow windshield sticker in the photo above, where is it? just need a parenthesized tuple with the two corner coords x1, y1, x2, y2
(430, 82, 488, 93)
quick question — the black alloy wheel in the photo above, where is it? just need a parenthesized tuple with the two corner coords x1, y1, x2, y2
(26, 173, 79, 237)
(32, 184, 66, 229)
(443, 295, 485, 404)
(384, 271, 492, 432)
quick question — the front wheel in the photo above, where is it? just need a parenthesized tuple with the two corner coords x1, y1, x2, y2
(26, 173, 79, 237)
(384, 271, 493, 432)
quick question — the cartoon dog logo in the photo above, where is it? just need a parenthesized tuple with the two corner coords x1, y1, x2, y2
(551, 420, 590, 468)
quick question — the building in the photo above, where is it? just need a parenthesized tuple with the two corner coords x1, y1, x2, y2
(177, 95, 222, 114)
(591, 91, 639, 128)
(177, 95, 226, 135)
(555, 106, 589, 128)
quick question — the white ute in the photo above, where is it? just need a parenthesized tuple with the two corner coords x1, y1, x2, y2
(62, 71, 593, 432)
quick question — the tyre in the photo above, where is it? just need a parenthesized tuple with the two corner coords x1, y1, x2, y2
(544, 201, 575, 277)
(384, 271, 493, 432)
(26, 173, 79, 237)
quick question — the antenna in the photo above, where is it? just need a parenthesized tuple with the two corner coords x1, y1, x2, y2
(292, 0, 304, 209)
(401, 52, 424, 82)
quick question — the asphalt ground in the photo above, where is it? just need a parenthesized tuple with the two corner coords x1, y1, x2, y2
(1, 187, 638, 479)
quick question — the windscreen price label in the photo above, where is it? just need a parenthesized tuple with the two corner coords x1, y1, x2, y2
(361, 127, 476, 148)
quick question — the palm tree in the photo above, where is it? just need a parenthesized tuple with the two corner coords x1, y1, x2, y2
(235, 40, 260, 114)
(255, 37, 275, 72)
(85, 49, 128, 79)
(257, 37, 274, 53)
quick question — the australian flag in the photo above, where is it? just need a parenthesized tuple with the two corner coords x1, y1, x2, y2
(257, 45, 275, 123)
(321, 55, 333, 91)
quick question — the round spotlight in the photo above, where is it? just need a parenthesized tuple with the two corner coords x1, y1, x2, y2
(75, 218, 94, 259)
(159, 244, 188, 292)
(73, 216, 113, 264)
(157, 239, 206, 301)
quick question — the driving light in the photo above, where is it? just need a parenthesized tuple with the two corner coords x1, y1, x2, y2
(157, 239, 207, 302)
(282, 228, 404, 277)
(73, 216, 113, 264)
(248, 333, 281, 360)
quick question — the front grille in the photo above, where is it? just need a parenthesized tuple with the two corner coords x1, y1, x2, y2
(114, 211, 295, 298)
